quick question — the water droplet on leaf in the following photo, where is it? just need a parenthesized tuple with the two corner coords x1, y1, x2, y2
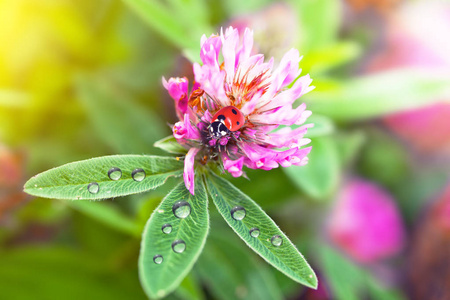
(249, 228, 260, 238)
(161, 224, 172, 234)
(172, 240, 186, 253)
(231, 206, 246, 221)
(172, 201, 191, 219)
(87, 182, 99, 194)
(153, 255, 163, 264)
(131, 168, 146, 182)
(108, 167, 122, 180)
(271, 235, 283, 247)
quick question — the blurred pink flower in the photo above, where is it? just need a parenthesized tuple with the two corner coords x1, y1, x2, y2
(431, 184, 450, 232)
(408, 183, 450, 300)
(328, 179, 405, 264)
(345, 0, 400, 13)
(164, 27, 313, 194)
(0, 145, 23, 188)
(367, 1, 450, 154)
(383, 104, 450, 154)
(0, 144, 28, 221)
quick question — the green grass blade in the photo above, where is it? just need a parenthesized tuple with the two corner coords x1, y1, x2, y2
(67, 201, 141, 236)
(122, 0, 193, 49)
(206, 172, 317, 289)
(76, 76, 167, 154)
(139, 177, 209, 299)
(121, 0, 210, 53)
(24, 155, 183, 200)
(306, 68, 450, 121)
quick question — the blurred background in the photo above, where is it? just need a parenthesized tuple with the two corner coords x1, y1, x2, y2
(1, 0, 450, 299)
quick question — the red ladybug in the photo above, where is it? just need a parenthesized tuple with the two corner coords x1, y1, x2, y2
(209, 106, 245, 138)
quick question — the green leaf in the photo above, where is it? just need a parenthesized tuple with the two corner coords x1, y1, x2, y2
(122, 0, 194, 49)
(304, 114, 335, 138)
(320, 246, 406, 300)
(121, 0, 211, 57)
(67, 201, 141, 236)
(306, 68, 450, 121)
(283, 137, 340, 199)
(222, 0, 272, 15)
(154, 135, 188, 155)
(0, 247, 146, 299)
(174, 273, 206, 300)
(76, 76, 167, 154)
(292, 0, 341, 51)
(206, 172, 317, 289)
(139, 177, 209, 299)
(197, 230, 283, 300)
(357, 129, 409, 188)
(367, 278, 406, 300)
(319, 246, 365, 300)
(24, 155, 183, 200)
(336, 130, 366, 166)
(303, 41, 361, 74)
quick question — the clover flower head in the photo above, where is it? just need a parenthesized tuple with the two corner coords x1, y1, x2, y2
(164, 27, 314, 194)
(328, 179, 405, 264)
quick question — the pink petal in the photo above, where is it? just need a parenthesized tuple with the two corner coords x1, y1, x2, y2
(173, 114, 201, 141)
(238, 28, 254, 64)
(162, 77, 189, 121)
(193, 63, 229, 107)
(270, 48, 302, 92)
(249, 103, 311, 126)
(257, 74, 314, 112)
(183, 147, 200, 195)
(221, 27, 239, 83)
(200, 34, 222, 66)
(263, 124, 312, 148)
(223, 154, 245, 177)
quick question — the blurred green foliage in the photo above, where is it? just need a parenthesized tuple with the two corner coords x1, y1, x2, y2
(1, 0, 449, 299)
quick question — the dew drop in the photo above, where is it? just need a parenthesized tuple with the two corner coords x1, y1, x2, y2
(87, 182, 99, 194)
(172, 240, 186, 253)
(231, 206, 246, 221)
(271, 235, 283, 247)
(153, 255, 163, 264)
(131, 168, 146, 182)
(108, 167, 122, 180)
(249, 228, 260, 238)
(172, 201, 191, 219)
(161, 224, 172, 234)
